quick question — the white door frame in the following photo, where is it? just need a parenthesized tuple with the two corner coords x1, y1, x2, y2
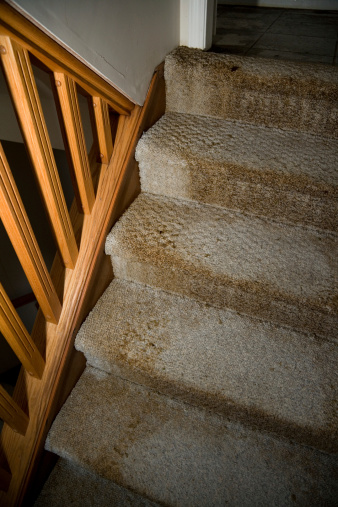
(180, 0, 217, 50)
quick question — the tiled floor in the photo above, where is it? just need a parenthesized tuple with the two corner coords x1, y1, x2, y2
(212, 5, 338, 65)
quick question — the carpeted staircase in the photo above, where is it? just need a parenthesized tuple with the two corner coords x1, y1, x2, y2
(36, 47, 338, 506)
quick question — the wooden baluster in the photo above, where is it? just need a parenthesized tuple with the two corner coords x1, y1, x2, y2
(54, 73, 95, 214)
(92, 97, 114, 164)
(0, 35, 78, 269)
(0, 143, 61, 324)
(0, 385, 28, 435)
(0, 284, 45, 379)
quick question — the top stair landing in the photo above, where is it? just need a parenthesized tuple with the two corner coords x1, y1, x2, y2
(165, 47, 338, 138)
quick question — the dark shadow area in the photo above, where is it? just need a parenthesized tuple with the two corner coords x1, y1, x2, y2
(0, 447, 11, 493)
(22, 452, 59, 506)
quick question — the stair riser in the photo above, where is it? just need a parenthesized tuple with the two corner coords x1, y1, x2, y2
(165, 48, 338, 137)
(76, 279, 338, 454)
(110, 256, 337, 341)
(139, 160, 337, 232)
(85, 356, 337, 454)
(168, 86, 338, 138)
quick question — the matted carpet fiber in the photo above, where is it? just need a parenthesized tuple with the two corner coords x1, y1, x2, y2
(37, 47, 338, 506)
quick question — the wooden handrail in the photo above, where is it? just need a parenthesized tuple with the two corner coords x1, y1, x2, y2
(0, 143, 62, 324)
(0, 1, 134, 116)
(0, 36, 79, 270)
(0, 283, 45, 379)
(0, 385, 28, 435)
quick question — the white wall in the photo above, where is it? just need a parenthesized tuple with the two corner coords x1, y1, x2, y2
(8, 0, 180, 105)
(218, 0, 338, 9)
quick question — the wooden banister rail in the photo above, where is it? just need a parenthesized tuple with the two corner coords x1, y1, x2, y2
(0, 2, 165, 505)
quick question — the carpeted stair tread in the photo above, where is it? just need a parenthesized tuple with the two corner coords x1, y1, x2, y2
(165, 47, 338, 137)
(35, 458, 159, 507)
(40, 46, 338, 506)
(45, 366, 338, 507)
(75, 279, 338, 452)
(136, 112, 337, 231)
(105, 193, 337, 339)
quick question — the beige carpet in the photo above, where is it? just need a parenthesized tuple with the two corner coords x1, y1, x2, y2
(37, 47, 338, 506)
